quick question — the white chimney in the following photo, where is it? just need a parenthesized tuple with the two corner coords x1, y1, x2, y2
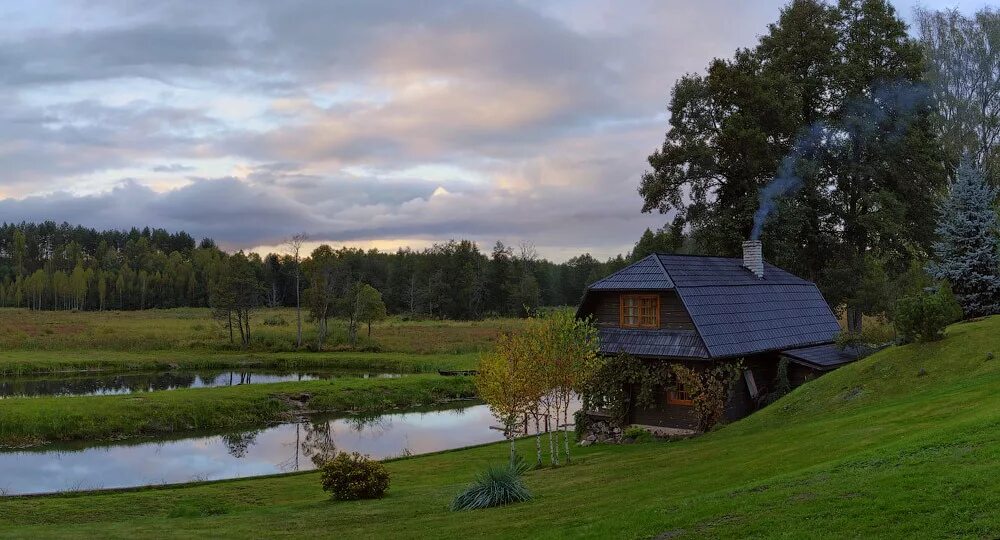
(742, 240, 764, 279)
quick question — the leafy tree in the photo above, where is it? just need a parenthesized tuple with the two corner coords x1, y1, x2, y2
(917, 7, 1000, 180)
(638, 0, 946, 330)
(353, 283, 387, 341)
(476, 333, 537, 465)
(928, 160, 1000, 317)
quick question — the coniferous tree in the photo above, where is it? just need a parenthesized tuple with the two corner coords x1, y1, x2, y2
(928, 160, 1000, 317)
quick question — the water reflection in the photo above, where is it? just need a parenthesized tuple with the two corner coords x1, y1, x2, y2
(0, 403, 505, 495)
(0, 369, 402, 398)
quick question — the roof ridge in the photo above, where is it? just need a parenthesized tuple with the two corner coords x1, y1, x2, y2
(652, 252, 672, 281)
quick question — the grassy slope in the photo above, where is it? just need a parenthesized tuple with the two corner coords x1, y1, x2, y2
(0, 375, 476, 447)
(2, 317, 998, 539)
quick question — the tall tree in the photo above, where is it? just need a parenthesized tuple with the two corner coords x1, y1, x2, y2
(917, 7, 1000, 180)
(928, 160, 1000, 317)
(639, 0, 945, 329)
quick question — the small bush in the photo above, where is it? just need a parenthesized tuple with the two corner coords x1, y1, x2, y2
(319, 452, 390, 501)
(451, 459, 532, 511)
(623, 426, 652, 442)
(893, 284, 963, 343)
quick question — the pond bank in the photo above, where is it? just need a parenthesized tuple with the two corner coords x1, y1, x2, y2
(0, 374, 476, 448)
(0, 368, 404, 398)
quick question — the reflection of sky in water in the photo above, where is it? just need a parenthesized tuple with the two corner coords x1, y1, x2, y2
(0, 404, 509, 495)
(0, 370, 402, 398)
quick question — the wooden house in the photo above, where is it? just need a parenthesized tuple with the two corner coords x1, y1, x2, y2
(575, 241, 859, 432)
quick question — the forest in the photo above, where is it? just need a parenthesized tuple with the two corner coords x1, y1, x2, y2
(0, 221, 643, 319)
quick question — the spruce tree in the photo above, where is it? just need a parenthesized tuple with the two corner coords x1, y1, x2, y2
(928, 160, 1000, 317)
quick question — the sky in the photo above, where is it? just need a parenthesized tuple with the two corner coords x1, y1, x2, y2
(0, 0, 989, 261)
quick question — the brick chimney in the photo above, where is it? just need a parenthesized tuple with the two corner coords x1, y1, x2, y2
(742, 240, 764, 279)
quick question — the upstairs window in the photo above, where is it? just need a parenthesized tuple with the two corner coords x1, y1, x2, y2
(620, 294, 659, 328)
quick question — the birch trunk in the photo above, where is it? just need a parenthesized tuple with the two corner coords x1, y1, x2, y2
(563, 399, 571, 463)
(534, 415, 542, 467)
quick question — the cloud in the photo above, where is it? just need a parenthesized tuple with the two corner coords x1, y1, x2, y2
(12, 0, 952, 259)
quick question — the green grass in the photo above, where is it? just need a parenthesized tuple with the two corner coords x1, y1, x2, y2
(2, 317, 998, 538)
(0, 374, 475, 447)
(0, 349, 480, 376)
(0, 307, 525, 355)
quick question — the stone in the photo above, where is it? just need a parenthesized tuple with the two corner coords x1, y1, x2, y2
(585, 434, 597, 443)
(917, 368, 928, 377)
(987, 352, 995, 361)
(579, 439, 593, 447)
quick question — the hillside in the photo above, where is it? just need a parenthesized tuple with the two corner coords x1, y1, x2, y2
(2, 317, 999, 538)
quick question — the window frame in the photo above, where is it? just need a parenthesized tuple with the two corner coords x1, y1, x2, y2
(619, 293, 660, 329)
(667, 383, 693, 406)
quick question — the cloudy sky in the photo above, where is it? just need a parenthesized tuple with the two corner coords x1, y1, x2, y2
(0, 0, 988, 260)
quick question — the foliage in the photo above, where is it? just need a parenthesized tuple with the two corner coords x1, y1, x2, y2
(451, 458, 532, 511)
(893, 284, 963, 343)
(475, 333, 537, 464)
(638, 0, 945, 330)
(319, 452, 390, 501)
(581, 353, 742, 432)
(672, 362, 743, 432)
(350, 283, 388, 344)
(622, 426, 652, 443)
(927, 159, 1000, 317)
(477, 312, 600, 465)
(917, 6, 1000, 178)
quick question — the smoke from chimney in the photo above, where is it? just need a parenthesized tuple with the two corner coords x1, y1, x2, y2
(743, 240, 763, 279)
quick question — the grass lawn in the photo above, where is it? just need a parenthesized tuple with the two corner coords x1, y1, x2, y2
(1, 317, 998, 538)
(0, 374, 475, 447)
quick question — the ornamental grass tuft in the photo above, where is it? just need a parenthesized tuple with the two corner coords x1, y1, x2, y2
(450, 458, 532, 511)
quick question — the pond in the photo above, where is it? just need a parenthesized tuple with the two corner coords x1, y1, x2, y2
(0, 369, 403, 398)
(0, 401, 578, 495)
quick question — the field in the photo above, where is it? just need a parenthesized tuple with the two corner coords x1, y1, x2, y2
(0, 315, 998, 537)
(0, 307, 526, 359)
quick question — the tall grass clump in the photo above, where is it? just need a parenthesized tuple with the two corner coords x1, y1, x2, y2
(451, 458, 532, 511)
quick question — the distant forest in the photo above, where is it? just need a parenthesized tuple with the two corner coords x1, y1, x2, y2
(0, 221, 680, 319)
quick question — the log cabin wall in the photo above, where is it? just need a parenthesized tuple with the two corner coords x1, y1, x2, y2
(584, 291, 695, 330)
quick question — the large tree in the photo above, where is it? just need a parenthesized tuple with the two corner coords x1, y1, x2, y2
(639, 0, 946, 330)
(917, 7, 1000, 180)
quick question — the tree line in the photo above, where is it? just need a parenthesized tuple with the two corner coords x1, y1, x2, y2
(0, 221, 644, 319)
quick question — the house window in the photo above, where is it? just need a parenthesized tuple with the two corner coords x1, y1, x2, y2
(620, 294, 659, 328)
(667, 383, 693, 406)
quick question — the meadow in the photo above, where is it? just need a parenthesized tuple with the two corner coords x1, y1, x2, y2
(0, 316, 997, 538)
(0, 307, 523, 374)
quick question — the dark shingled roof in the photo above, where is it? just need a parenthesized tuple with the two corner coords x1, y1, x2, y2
(588, 255, 674, 290)
(598, 328, 709, 359)
(781, 343, 864, 370)
(581, 253, 842, 359)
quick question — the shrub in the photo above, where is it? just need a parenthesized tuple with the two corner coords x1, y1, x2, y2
(623, 426, 652, 442)
(319, 452, 390, 501)
(451, 459, 532, 511)
(893, 284, 963, 343)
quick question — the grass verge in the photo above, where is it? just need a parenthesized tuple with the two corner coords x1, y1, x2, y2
(0, 374, 476, 447)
